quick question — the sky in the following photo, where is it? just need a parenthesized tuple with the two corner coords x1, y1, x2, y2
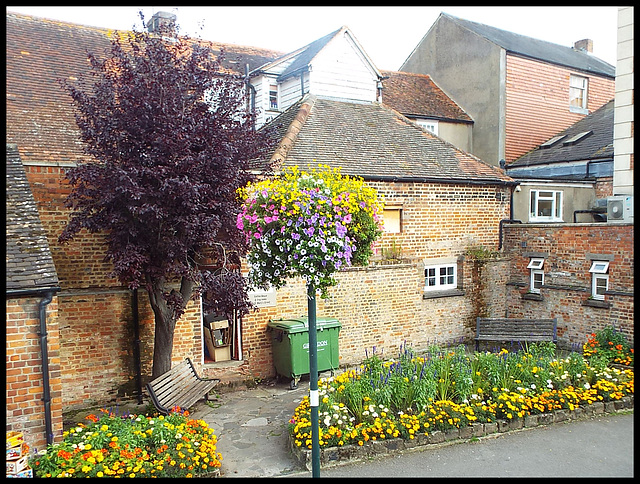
(6, 6, 621, 70)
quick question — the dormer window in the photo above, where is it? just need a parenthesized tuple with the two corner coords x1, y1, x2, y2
(269, 84, 278, 110)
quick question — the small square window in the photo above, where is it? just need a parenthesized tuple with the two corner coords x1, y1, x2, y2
(382, 207, 402, 233)
(527, 258, 545, 270)
(424, 263, 457, 292)
(589, 261, 609, 274)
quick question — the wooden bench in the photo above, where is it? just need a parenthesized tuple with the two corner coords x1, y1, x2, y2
(475, 317, 557, 351)
(146, 358, 219, 415)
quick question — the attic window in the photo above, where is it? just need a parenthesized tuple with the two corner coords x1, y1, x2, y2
(269, 84, 278, 110)
(562, 131, 592, 146)
(539, 135, 566, 149)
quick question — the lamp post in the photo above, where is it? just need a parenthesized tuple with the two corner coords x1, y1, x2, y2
(307, 284, 320, 478)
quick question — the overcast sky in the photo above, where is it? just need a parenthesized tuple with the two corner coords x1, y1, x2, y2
(7, 6, 620, 70)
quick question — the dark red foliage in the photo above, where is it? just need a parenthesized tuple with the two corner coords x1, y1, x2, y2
(58, 19, 275, 368)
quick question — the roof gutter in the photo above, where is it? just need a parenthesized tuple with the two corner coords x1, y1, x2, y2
(360, 174, 518, 187)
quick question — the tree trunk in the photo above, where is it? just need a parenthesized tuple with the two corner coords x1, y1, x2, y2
(146, 275, 196, 379)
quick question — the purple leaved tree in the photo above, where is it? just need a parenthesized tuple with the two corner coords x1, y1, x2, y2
(58, 18, 275, 378)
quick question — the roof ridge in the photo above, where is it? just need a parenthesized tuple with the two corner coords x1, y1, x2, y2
(269, 94, 317, 170)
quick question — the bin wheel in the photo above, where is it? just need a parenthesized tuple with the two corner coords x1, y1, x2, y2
(290, 377, 299, 390)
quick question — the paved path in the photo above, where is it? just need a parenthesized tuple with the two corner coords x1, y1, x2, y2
(189, 379, 634, 478)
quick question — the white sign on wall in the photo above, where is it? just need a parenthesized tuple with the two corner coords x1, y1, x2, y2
(248, 287, 277, 307)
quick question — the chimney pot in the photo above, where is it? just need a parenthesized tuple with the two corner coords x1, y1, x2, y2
(574, 39, 593, 53)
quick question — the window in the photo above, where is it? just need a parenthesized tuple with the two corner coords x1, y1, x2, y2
(382, 207, 402, 233)
(269, 84, 278, 110)
(415, 119, 439, 135)
(424, 263, 456, 291)
(527, 257, 545, 293)
(569, 75, 588, 112)
(589, 260, 609, 300)
(529, 190, 563, 222)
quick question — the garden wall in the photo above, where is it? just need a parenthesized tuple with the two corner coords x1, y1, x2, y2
(502, 223, 634, 348)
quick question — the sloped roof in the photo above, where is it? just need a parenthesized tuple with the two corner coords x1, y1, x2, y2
(509, 99, 614, 168)
(6, 144, 60, 293)
(442, 13, 615, 78)
(5, 12, 283, 165)
(266, 95, 513, 185)
(381, 70, 472, 123)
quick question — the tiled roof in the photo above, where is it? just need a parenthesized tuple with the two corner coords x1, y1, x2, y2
(509, 99, 614, 168)
(381, 70, 472, 123)
(5, 12, 283, 166)
(6, 144, 60, 293)
(443, 13, 615, 78)
(267, 95, 513, 185)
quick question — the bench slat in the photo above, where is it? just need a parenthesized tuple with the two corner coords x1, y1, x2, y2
(146, 358, 219, 415)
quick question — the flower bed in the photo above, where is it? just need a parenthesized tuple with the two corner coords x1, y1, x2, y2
(287, 342, 634, 470)
(29, 407, 222, 478)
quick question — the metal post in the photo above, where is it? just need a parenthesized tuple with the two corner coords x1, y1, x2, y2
(307, 284, 320, 477)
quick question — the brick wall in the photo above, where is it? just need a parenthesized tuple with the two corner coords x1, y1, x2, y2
(203, 181, 512, 381)
(502, 223, 634, 347)
(505, 55, 615, 163)
(6, 295, 64, 450)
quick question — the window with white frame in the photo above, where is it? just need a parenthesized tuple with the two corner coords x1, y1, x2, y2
(269, 84, 278, 110)
(415, 119, 439, 135)
(527, 257, 545, 293)
(529, 190, 563, 222)
(569, 75, 588, 112)
(589, 260, 609, 300)
(424, 263, 456, 292)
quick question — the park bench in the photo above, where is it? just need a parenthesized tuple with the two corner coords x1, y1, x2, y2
(475, 317, 557, 351)
(146, 358, 219, 415)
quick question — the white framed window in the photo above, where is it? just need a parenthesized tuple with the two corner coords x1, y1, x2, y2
(382, 206, 402, 233)
(424, 263, 456, 292)
(589, 260, 609, 300)
(529, 190, 563, 222)
(569, 74, 588, 113)
(527, 257, 545, 293)
(269, 84, 278, 110)
(415, 119, 439, 135)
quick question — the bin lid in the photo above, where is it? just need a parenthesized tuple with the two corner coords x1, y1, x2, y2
(267, 317, 340, 333)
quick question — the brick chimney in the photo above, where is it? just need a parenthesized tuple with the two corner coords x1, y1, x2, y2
(146, 11, 177, 34)
(573, 39, 593, 53)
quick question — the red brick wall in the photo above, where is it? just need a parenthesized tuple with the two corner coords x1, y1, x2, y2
(23, 165, 206, 413)
(502, 223, 634, 347)
(505, 55, 615, 163)
(6, 295, 64, 450)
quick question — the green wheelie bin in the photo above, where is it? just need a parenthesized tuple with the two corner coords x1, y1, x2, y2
(267, 317, 341, 389)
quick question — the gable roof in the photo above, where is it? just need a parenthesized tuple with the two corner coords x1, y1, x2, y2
(266, 94, 513, 185)
(381, 70, 472, 123)
(509, 99, 614, 170)
(6, 144, 60, 294)
(441, 12, 615, 78)
(252, 25, 382, 82)
(5, 12, 283, 165)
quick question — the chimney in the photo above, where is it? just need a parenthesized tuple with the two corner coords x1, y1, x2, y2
(573, 39, 593, 53)
(146, 11, 177, 34)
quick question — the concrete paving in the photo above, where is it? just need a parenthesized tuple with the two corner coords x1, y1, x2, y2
(188, 377, 634, 478)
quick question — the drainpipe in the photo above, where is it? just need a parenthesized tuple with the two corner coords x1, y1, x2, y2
(132, 289, 143, 404)
(37, 291, 55, 445)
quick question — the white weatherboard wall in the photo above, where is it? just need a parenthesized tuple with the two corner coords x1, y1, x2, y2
(252, 28, 380, 128)
(307, 30, 379, 103)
